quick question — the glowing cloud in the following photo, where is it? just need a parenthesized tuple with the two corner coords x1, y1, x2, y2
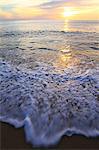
(0, 0, 99, 20)
(63, 7, 79, 17)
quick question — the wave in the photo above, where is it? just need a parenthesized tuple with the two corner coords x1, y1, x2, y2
(90, 47, 99, 50)
(0, 60, 99, 146)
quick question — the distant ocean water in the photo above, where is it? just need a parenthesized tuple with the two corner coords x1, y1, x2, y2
(0, 20, 99, 146)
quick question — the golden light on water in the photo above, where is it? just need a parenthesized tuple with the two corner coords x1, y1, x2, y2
(63, 20, 69, 32)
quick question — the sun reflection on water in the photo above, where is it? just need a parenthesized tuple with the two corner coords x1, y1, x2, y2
(53, 20, 72, 71)
(53, 52, 72, 72)
(63, 20, 69, 32)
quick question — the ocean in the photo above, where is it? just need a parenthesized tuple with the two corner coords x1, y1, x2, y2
(0, 20, 99, 146)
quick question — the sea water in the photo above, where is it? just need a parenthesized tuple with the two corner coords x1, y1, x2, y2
(0, 20, 99, 146)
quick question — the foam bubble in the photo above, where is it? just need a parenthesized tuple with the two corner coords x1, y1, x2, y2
(0, 59, 99, 146)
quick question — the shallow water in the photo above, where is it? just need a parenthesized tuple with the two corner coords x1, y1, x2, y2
(0, 20, 99, 146)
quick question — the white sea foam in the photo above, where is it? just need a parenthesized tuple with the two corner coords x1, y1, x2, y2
(0, 20, 99, 146)
(0, 56, 99, 146)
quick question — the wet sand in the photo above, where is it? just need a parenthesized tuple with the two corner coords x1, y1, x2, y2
(0, 122, 99, 149)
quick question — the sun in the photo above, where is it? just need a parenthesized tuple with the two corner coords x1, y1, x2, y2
(63, 7, 79, 17)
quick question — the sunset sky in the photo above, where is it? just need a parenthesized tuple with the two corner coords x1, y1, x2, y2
(0, 0, 99, 20)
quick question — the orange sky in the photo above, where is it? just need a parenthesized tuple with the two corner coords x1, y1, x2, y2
(0, 0, 99, 20)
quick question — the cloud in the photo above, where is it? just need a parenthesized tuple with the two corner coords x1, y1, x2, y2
(13, 7, 44, 20)
(38, 0, 99, 9)
(0, 0, 47, 20)
(0, 0, 99, 20)
(38, 0, 70, 9)
(0, 8, 13, 20)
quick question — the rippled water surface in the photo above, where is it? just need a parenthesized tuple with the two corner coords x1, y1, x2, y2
(0, 20, 99, 146)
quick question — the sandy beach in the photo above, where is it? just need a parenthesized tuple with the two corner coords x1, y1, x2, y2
(0, 122, 99, 149)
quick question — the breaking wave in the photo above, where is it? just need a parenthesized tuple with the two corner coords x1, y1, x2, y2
(0, 58, 99, 146)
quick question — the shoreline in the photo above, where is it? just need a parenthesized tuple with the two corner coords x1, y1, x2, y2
(0, 122, 99, 149)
